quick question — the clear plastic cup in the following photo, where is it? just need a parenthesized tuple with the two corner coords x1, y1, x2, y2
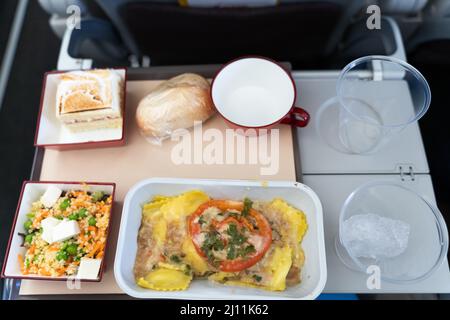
(336, 56, 431, 154)
(335, 181, 448, 284)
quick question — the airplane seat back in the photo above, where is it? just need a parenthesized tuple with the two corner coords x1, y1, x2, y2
(38, 0, 108, 20)
(38, 0, 410, 68)
(96, 0, 352, 68)
(407, 0, 450, 66)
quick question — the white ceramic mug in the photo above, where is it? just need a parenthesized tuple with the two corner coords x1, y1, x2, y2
(211, 56, 309, 132)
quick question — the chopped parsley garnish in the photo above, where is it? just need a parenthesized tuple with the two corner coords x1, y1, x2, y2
(184, 264, 192, 276)
(201, 231, 225, 264)
(223, 224, 256, 260)
(242, 198, 253, 217)
(227, 245, 236, 260)
(198, 215, 206, 225)
(226, 211, 240, 219)
(170, 255, 181, 263)
(226, 224, 247, 245)
(253, 274, 262, 282)
(238, 244, 256, 258)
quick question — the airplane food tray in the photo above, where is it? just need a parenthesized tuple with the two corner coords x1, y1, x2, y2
(3, 66, 449, 299)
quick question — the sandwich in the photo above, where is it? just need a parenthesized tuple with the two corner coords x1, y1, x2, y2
(56, 69, 123, 132)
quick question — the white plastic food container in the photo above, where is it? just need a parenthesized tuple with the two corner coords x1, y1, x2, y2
(114, 178, 327, 300)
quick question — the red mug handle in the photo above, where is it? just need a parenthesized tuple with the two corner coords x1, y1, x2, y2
(280, 106, 310, 127)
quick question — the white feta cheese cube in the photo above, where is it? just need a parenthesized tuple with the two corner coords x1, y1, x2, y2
(76, 258, 102, 280)
(40, 186, 63, 208)
(41, 229, 53, 244)
(41, 217, 61, 230)
(40, 217, 62, 243)
(51, 219, 80, 243)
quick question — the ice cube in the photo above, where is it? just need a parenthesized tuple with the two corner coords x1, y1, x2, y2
(341, 213, 410, 259)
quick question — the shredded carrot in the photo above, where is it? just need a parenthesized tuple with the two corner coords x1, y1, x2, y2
(71, 191, 85, 197)
(87, 242, 102, 257)
(79, 233, 90, 243)
(38, 268, 51, 276)
(18, 254, 24, 272)
(28, 245, 36, 254)
(56, 267, 66, 275)
(32, 211, 49, 228)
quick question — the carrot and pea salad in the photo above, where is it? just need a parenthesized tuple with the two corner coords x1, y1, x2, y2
(19, 189, 111, 277)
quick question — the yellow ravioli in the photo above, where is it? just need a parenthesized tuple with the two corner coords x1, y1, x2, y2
(181, 238, 210, 275)
(137, 268, 192, 291)
(268, 198, 308, 243)
(264, 245, 293, 291)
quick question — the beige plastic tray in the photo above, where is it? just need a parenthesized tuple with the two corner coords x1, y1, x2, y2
(19, 80, 297, 295)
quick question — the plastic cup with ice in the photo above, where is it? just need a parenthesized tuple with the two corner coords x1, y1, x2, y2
(341, 213, 410, 260)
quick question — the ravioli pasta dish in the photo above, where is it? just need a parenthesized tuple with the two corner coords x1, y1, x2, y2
(134, 190, 307, 291)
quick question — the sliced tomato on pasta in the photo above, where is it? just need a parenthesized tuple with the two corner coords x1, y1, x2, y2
(188, 199, 272, 272)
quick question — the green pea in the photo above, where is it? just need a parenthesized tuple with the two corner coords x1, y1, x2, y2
(26, 213, 35, 219)
(91, 191, 105, 202)
(24, 220, 32, 230)
(59, 198, 70, 210)
(77, 208, 88, 218)
(56, 250, 68, 261)
(25, 234, 33, 244)
(66, 244, 78, 256)
(68, 213, 79, 220)
(88, 216, 97, 226)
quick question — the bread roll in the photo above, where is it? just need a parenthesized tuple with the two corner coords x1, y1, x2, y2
(136, 73, 215, 143)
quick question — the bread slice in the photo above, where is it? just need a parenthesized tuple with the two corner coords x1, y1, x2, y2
(56, 69, 123, 132)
